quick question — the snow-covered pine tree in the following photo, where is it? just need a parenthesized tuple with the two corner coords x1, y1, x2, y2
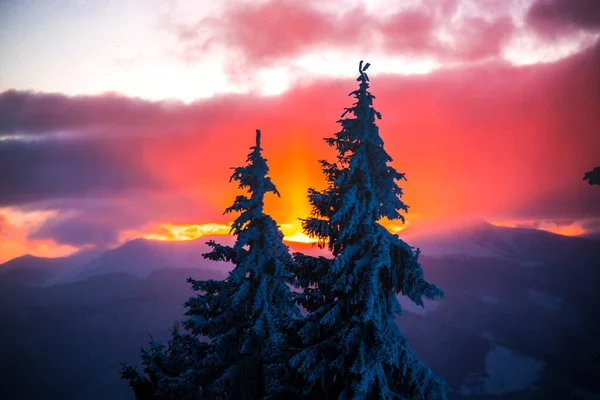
(290, 61, 450, 399)
(183, 129, 301, 399)
(121, 322, 211, 399)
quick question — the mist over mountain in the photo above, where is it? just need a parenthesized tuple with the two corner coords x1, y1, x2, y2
(0, 223, 599, 399)
(51, 235, 235, 285)
(0, 248, 102, 287)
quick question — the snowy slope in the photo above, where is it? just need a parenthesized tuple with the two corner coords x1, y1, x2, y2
(407, 220, 599, 268)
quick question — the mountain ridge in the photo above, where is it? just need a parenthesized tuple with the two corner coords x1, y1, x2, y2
(2, 223, 598, 287)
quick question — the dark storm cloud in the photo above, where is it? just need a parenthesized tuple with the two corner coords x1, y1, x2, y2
(0, 136, 160, 206)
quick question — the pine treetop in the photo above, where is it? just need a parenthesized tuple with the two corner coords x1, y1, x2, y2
(303, 61, 409, 256)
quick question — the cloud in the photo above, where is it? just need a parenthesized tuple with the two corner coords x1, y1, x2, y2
(172, 0, 375, 66)
(506, 185, 600, 221)
(580, 217, 600, 233)
(0, 90, 226, 137)
(491, 217, 600, 236)
(1, 38, 599, 254)
(28, 210, 120, 248)
(170, 0, 516, 69)
(26, 191, 226, 249)
(0, 213, 7, 235)
(526, 0, 600, 36)
(0, 136, 161, 206)
(0, 209, 78, 263)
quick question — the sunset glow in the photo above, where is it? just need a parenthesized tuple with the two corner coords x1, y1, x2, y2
(140, 221, 319, 244)
(0, 208, 79, 263)
(379, 218, 411, 235)
(490, 219, 589, 237)
(0, 0, 599, 262)
(280, 221, 318, 244)
(2, 3, 600, 398)
(143, 223, 232, 241)
(136, 218, 411, 245)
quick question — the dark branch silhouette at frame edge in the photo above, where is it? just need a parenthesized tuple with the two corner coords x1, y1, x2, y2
(582, 166, 600, 185)
(583, 166, 600, 365)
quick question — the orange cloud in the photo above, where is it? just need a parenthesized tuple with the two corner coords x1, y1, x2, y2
(490, 219, 590, 236)
(0, 209, 78, 264)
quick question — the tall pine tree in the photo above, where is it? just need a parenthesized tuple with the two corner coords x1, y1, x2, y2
(183, 129, 301, 399)
(291, 61, 450, 399)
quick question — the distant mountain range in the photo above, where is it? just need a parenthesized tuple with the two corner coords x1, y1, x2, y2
(0, 232, 330, 287)
(0, 222, 599, 399)
(408, 220, 600, 265)
(0, 235, 236, 287)
(51, 236, 235, 285)
(0, 249, 98, 286)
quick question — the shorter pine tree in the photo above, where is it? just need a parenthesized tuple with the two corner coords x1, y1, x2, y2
(184, 130, 301, 399)
(122, 130, 301, 400)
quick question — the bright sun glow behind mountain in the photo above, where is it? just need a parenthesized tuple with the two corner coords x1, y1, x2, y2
(143, 223, 231, 241)
(141, 221, 319, 244)
(489, 219, 588, 237)
(141, 217, 410, 244)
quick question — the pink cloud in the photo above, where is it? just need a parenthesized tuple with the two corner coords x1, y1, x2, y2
(171, 0, 517, 69)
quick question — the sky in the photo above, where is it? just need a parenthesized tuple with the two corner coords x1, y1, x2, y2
(0, 0, 599, 263)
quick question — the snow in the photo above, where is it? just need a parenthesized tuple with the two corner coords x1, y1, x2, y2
(397, 296, 441, 316)
(480, 345, 545, 396)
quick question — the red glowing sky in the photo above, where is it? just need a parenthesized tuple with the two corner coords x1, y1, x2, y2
(0, 0, 599, 263)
